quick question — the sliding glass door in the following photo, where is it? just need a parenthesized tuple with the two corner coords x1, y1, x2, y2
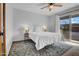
(60, 14, 79, 42)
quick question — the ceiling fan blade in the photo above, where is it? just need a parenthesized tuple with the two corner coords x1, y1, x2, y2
(41, 5, 48, 9)
(53, 4, 62, 7)
(36, 3, 48, 6)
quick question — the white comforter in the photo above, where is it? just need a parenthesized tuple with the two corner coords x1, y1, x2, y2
(29, 32, 61, 50)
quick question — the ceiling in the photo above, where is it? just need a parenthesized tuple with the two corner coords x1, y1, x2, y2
(10, 3, 79, 16)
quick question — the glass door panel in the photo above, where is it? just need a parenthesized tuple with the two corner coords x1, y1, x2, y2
(71, 16, 79, 41)
(60, 18, 70, 40)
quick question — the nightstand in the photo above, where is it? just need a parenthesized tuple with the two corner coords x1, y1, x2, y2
(24, 32, 30, 40)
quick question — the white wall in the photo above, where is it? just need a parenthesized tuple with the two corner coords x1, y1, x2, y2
(13, 9, 49, 41)
(6, 4, 13, 55)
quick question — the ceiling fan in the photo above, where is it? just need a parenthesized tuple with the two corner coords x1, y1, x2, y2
(41, 3, 63, 11)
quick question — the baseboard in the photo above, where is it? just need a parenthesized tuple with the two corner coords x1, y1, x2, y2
(70, 40, 79, 44)
(8, 43, 13, 56)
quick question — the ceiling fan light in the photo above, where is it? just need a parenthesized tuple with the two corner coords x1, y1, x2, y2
(49, 5, 53, 9)
(48, 5, 53, 11)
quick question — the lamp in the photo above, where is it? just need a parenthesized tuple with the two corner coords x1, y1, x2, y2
(41, 25, 47, 32)
(23, 25, 29, 33)
(25, 27, 29, 32)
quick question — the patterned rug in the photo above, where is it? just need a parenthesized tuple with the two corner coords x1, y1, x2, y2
(9, 40, 72, 56)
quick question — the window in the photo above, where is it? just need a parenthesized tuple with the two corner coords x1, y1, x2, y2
(60, 19, 70, 25)
(71, 16, 79, 32)
(60, 19, 70, 31)
(71, 16, 79, 24)
(60, 15, 79, 32)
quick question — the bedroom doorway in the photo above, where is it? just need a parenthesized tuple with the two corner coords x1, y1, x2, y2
(0, 3, 6, 56)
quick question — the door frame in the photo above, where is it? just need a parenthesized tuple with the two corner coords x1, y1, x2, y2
(3, 3, 6, 56)
(0, 3, 2, 56)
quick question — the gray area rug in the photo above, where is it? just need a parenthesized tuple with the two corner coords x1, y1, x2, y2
(9, 40, 72, 56)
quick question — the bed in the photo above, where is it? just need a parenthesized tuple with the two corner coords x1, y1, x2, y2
(29, 32, 61, 50)
(24, 24, 63, 50)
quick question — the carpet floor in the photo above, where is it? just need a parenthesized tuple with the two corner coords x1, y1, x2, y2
(9, 40, 72, 56)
